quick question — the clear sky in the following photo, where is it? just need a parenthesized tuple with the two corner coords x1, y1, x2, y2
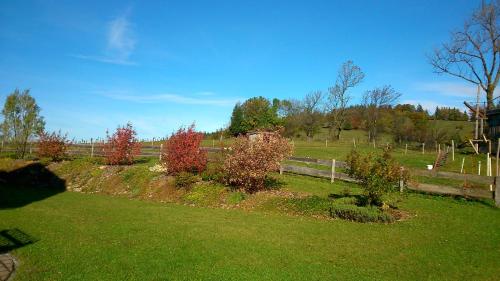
(0, 0, 487, 140)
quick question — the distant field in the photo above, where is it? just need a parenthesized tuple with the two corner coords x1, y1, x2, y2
(203, 120, 491, 176)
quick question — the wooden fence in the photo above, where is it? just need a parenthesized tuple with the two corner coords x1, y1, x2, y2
(282, 156, 499, 206)
(2, 143, 499, 206)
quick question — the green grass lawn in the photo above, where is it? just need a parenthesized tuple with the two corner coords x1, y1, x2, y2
(1, 171, 499, 280)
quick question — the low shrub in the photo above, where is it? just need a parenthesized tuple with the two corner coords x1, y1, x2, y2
(223, 131, 293, 192)
(276, 195, 394, 223)
(328, 204, 394, 223)
(346, 148, 409, 206)
(103, 123, 141, 165)
(174, 172, 199, 188)
(37, 130, 72, 161)
(162, 124, 207, 174)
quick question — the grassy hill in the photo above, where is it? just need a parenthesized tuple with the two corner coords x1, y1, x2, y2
(0, 159, 499, 280)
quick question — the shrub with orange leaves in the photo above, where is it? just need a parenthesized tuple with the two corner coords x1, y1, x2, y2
(162, 124, 207, 174)
(223, 132, 293, 192)
(37, 130, 72, 161)
(103, 123, 141, 165)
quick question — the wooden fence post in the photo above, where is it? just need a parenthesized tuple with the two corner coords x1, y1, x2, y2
(451, 140, 455, 161)
(478, 161, 481, 175)
(487, 153, 490, 176)
(495, 177, 500, 207)
(331, 159, 336, 183)
(460, 157, 465, 174)
(159, 144, 163, 161)
(405, 143, 407, 155)
(353, 138, 356, 148)
(279, 164, 283, 175)
(496, 138, 500, 177)
(325, 139, 328, 147)
(399, 167, 404, 193)
(91, 141, 94, 158)
(422, 143, 425, 154)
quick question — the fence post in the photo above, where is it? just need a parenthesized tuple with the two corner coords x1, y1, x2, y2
(422, 143, 425, 154)
(478, 161, 481, 175)
(279, 164, 284, 175)
(331, 159, 336, 183)
(353, 138, 356, 148)
(405, 143, 407, 155)
(91, 140, 94, 158)
(399, 167, 404, 193)
(452, 140, 455, 161)
(495, 177, 500, 207)
(159, 144, 163, 161)
(487, 153, 490, 176)
(460, 157, 465, 174)
(325, 139, 328, 147)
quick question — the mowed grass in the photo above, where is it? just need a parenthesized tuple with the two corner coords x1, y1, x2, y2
(1, 173, 499, 280)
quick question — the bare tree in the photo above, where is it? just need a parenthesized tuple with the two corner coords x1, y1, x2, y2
(429, 1, 500, 109)
(363, 85, 401, 141)
(326, 60, 365, 140)
(300, 91, 323, 141)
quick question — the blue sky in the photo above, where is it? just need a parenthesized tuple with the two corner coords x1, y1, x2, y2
(0, 0, 486, 140)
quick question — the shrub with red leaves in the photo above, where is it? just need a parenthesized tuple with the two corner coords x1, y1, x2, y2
(223, 132, 293, 192)
(37, 130, 72, 161)
(162, 124, 207, 174)
(103, 123, 141, 165)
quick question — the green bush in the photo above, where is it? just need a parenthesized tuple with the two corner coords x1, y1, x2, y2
(328, 204, 394, 223)
(346, 149, 409, 206)
(277, 195, 394, 223)
(174, 172, 199, 188)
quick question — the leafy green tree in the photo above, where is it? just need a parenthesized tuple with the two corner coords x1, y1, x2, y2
(228, 97, 282, 135)
(2, 89, 45, 158)
(228, 103, 247, 136)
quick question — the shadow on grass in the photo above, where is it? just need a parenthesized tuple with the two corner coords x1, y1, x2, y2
(0, 228, 38, 253)
(407, 190, 497, 208)
(0, 163, 66, 209)
(264, 176, 286, 190)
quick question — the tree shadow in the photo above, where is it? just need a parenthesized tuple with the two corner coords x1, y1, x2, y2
(0, 163, 66, 209)
(264, 176, 286, 190)
(0, 228, 38, 253)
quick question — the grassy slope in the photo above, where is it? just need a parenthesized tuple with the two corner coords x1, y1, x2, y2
(1, 172, 499, 280)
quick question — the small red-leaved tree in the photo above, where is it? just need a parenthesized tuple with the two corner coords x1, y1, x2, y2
(37, 130, 72, 161)
(103, 123, 141, 165)
(162, 124, 207, 174)
(223, 132, 293, 193)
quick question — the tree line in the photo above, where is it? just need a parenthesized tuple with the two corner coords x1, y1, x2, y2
(226, 61, 470, 145)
